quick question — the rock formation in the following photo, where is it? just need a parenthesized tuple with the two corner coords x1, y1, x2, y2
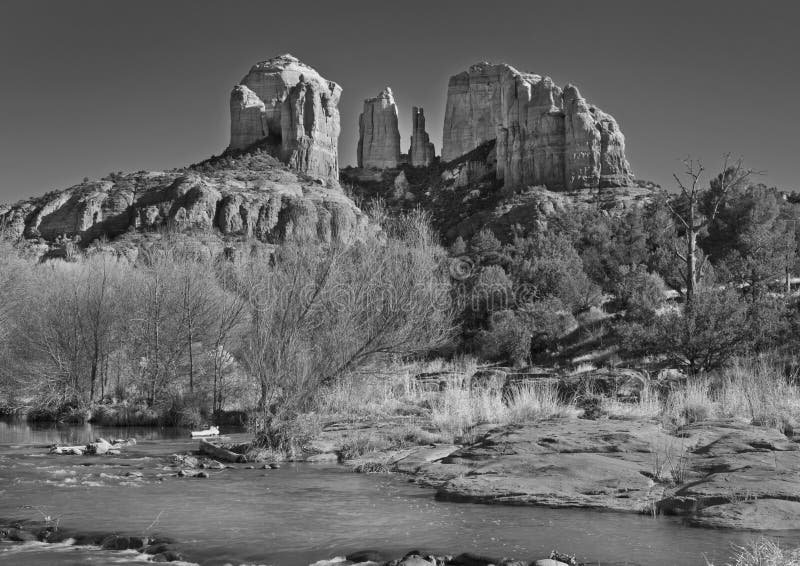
(228, 54, 342, 180)
(0, 154, 369, 250)
(441, 62, 633, 191)
(409, 107, 435, 167)
(357, 88, 401, 169)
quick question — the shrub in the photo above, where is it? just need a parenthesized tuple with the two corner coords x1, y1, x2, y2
(613, 265, 667, 322)
(252, 413, 323, 459)
(475, 298, 576, 365)
(621, 289, 753, 374)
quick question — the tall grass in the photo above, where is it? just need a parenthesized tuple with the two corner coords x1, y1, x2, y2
(602, 382, 662, 420)
(663, 377, 715, 426)
(430, 381, 577, 439)
(705, 537, 800, 566)
(716, 357, 800, 434)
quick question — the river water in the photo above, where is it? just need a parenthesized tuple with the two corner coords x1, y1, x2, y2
(1, 419, 798, 566)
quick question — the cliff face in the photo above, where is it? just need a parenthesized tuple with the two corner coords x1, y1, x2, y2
(442, 62, 633, 191)
(409, 107, 436, 167)
(357, 88, 401, 169)
(0, 154, 369, 248)
(228, 54, 342, 180)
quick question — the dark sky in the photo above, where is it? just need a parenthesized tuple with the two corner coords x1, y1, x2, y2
(1, 0, 798, 203)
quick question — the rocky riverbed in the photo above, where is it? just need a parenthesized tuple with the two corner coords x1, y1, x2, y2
(297, 417, 800, 531)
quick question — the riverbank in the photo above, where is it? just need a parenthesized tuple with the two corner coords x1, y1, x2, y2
(229, 356, 800, 532)
(2, 417, 786, 566)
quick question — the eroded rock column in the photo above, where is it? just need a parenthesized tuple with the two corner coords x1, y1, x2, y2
(357, 88, 401, 169)
(409, 107, 435, 167)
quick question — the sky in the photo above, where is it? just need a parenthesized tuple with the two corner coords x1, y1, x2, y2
(1, 0, 798, 203)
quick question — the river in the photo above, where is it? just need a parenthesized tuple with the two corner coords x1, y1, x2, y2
(1, 418, 798, 565)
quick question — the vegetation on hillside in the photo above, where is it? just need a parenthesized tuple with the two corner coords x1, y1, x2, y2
(1, 153, 800, 449)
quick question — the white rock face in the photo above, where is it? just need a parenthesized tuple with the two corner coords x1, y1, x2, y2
(229, 85, 267, 152)
(441, 62, 633, 190)
(409, 107, 435, 167)
(357, 88, 401, 169)
(228, 54, 342, 180)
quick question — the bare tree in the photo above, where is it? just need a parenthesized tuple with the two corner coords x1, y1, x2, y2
(236, 212, 454, 425)
(665, 154, 755, 303)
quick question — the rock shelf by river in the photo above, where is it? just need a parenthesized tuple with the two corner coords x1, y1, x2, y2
(313, 417, 800, 531)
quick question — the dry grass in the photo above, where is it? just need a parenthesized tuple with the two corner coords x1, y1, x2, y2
(602, 383, 662, 420)
(663, 377, 715, 427)
(661, 357, 800, 432)
(430, 381, 578, 438)
(715, 357, 800, 434)
(705, 537, 800, 566)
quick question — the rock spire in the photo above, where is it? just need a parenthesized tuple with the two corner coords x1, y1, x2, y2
(357, 88, 401, 169)
(409, 107, 436, 167)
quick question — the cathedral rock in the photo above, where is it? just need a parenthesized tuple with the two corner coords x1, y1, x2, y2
(228, 54, 342, 180)
(442, 62, 633, 191)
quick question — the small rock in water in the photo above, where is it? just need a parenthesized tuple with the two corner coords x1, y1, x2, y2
(399, 554, 436, 566)
(269, 463, 280, 469)
(196, 471, 209, 479)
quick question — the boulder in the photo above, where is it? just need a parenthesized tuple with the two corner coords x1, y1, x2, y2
(357, 88, 401, 169)
(441, 62, 633, 191)
(228, 54, 342, 180)
(85, 438, 112, 455)
(409, 107, 435, 167)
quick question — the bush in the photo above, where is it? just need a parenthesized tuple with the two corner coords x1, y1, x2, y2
(613, 265, 667, 322)
(621, 289, 753, 374)
(475, 298, 576, 365)
(252, 413, 323, 459)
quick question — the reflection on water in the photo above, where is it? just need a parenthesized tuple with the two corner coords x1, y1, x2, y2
(1, 417, 799, 566)
(0, 418, 188, 448)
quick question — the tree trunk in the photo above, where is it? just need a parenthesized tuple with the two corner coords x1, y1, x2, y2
(686, 230, 697, 304)
(188, 325, 194, 393)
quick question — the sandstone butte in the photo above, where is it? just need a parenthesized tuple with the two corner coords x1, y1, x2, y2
(442, 61, 634, 191)
(1, 55, 369, 249)
(1, 55, 640, 251)
(228, 54, 342, 180)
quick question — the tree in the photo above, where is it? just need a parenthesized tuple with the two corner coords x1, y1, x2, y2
(665, 155, 754, 302)
(236, 212, 454, 425)
(619, 289, 781, 374)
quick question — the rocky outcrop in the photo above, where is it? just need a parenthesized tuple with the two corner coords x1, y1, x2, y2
(357, 88, 401, 169)
(409, 107, 435, 167)
(441, 62, 633, 191)
(1, 153, 370, 249)
(228, 54, 342, 180)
